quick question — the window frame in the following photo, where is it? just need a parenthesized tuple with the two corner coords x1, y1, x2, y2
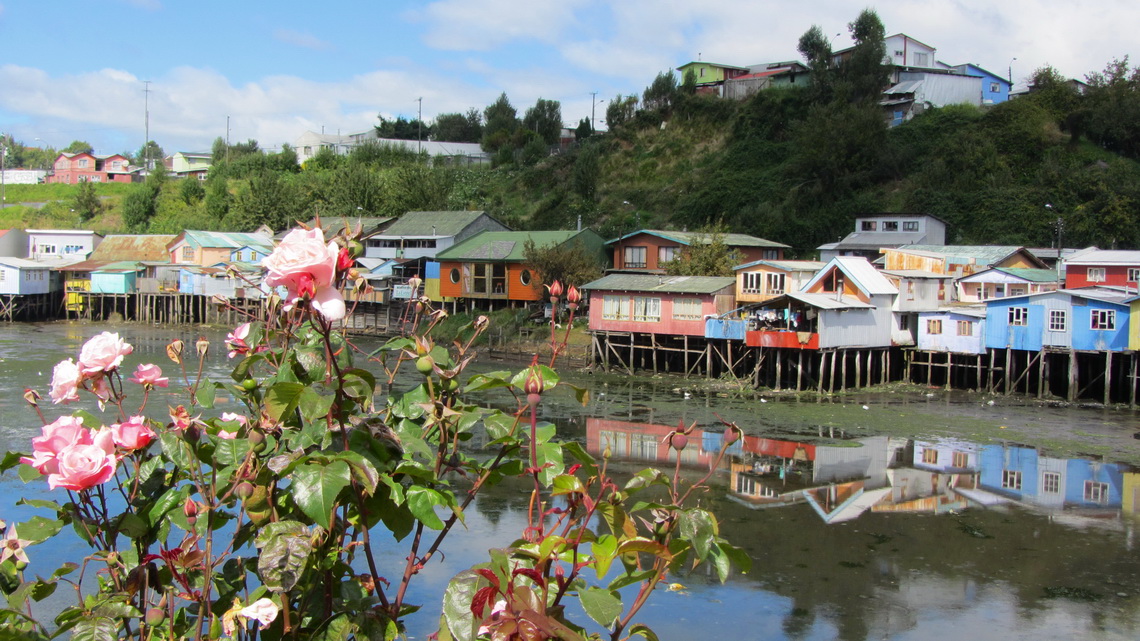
(632, 296, 661, 322)
(1087, 267, 1106, 283)
(1091, 309, 1116, 331)
(926, 319, 942, 335)
(1002, 469, 1022, 490)
(672, 297, 703, 321)
(956, 320, 972, 336)
(1008, 307, 1029, 326)
(1049, 309, 1067, 332)
(623, 246, 647, 269)
(1042, 472, 1061, 494)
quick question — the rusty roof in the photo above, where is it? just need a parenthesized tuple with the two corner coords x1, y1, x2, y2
(89, 235, 176, 263)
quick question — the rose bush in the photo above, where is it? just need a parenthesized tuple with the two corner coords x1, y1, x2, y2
(0, 221, 746, 641)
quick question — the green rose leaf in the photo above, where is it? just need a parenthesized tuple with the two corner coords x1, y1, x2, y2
(579, 587, 623, 628)
(291, 461, 352, 529)
(678, 508, 718, 562)
(258, 530, 313, 593)
(406, 486, 447, 530)
(70, 616, 119, 641)
(264, 381, 306, 422)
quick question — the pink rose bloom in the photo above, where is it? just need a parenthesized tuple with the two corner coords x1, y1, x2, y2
(129, 363, 169, 388)
(239, 598, 279, 630)
(91, 376, 112, 403)
(49, 427, 117, 491)
(226, 323, 252, 359)
(21, 416, 89, 475)
(262, 228, 346, 321)
(111, 416, 156, 452)
(78, 332, 134, 375)
(49, 358, 82, 404)
(220, 412, 249, 426)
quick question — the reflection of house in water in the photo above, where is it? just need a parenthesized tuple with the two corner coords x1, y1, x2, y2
(585, 417, 738, 468)
(979, 444, 1126, 513)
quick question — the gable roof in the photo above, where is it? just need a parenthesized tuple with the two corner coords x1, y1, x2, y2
(735, 259, 824, 272)
(894, 244, 1048, 269)
(436, 230, 600, 262)
(176, 230, 274, 251)
(957, 267, 1060, 283)
(989, 287, 1132, 307)
(582, 274, 735, 294)
(804, 256, 897, 296)
(89, 235, 175, 263)
(608, 229, 789, 249)
(378, 211, 493, 237)
(306, 216, 394, 238)
(1064, 248, 1140, 265)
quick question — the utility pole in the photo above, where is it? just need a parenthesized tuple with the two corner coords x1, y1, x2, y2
(590, 91, 598, 133)
(1, 142, 6, 207)
(416, 97, 423, 153)
(143, 80, 152, 171)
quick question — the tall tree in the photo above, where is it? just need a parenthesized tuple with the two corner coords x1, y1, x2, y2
(482, 93, 519, 152)
(433, 109, 483, 142)
(839, 9, 890, 103)
(523, 98, 563, 145)
(797, 25, 834, 101)
(1085, 57, 1140, 157)
(522, 237, 603, 290)
(375, 115, 432, 141)
(135, 140, 165, 168)
(72, 181, 104, 222)
(605, 94, 638, 130)
(642, 71, 679, 112)
(63, 140, 94, 155)
(661, 225, 742, 277)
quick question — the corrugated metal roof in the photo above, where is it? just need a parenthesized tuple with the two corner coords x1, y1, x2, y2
(436, 230, 588, 262)
(992, 267, 1061, 282)
(787, 292, 875, 310)
(897, 245, 1034, 267)
(823, 230, 928, 250)
(310, 216, 394, 237)
(608, 229, 789, 249)
(1064, 249, 1140, 265)
(89, 235, 176, 262)
(880, 269, 952, 279)
(582, 274, 736, 294)
(183, 230, 274, 250)
(735, 259, 824, 272)
(378, 211, 489, 237)
(0, 257, 49, 269)
(884, 80, 924, 95)
(832, 256, 898, 295)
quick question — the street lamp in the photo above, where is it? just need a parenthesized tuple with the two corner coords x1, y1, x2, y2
(1008, 57, 1017, 86)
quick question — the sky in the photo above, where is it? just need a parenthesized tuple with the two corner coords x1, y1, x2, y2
(0, 0, 1135, 158)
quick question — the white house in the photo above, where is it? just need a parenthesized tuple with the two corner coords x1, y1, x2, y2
(27, 229, 102, 262)
(0, 257, 53, 295)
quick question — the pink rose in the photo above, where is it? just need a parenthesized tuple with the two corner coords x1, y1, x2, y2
(49, 358, 82, 404)
(262, 228, 345, 321)
(239, 598, 279, 630)
(21, 415, 89, 475)
(111, 416, 156, 452)
(129, 363, 169, 388)
(50, 427, 117, 491)
(220, 412, 249, 426)
(227, 323, 251, 359)
(78, 332, 134, 375)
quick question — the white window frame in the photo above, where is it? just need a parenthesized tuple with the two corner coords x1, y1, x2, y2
(1091, 309, 1116, 331)
(1084, 480, 1109, 503)
(602, 294, 629, 321)
(742, 272, 761, 294)
(764, 272, 785, 295)
(1129, 267, 1140, 282)
(632, 296, 661, 322)
(1002, 470, 1022, 490)
(1049, 309, 1067, 331)
(1087, 267, 1106, 282)
(1042, 472, 1061, 494)
(672, 297, 703, 321)
(903, 221, 919, 231)
(1008, 307, 1029, 326)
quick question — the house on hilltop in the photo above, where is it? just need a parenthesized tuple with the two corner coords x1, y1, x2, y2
(818, 213, 946, 262)
(45, 152, 133, 184)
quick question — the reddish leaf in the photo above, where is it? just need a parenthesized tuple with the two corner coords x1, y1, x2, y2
(475, 568, 500, 587)
(470, 585, 496, 617)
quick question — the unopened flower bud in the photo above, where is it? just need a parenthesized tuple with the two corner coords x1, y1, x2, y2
(337, 247, 354, 272)
(724, 425, 741, 445)
(23, 388, 40, 407)
(669, 432, 689, 451)
(566, 285, 581, 310)
(167, 339, 184, 364)
(183, 498, 199, 525)
(195, 337, 209, 358)
(234, 481, 255, 500)
(145, 607, 166, 627)
(474, 315, 489, 331)
(547, 280, 563, 303)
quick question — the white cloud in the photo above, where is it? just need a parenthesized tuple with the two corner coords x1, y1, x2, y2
(273, 28, 333, 52)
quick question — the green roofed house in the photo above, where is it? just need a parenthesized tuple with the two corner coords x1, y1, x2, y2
(364, 211, 509, 262)
(434, 229, 606, 310)
(166, 230, 275, 267)
(955, 267, 1062, 303)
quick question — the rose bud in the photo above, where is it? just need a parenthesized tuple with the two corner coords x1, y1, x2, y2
(195, 337, 209, 358)
(724, 425, 742, 445)
(166, 339, 185, 364)
(145, 607, 165, 627)
(183, 498, 199, 525)
(669, 432, 689, 451)
(23, 388, 40, 407)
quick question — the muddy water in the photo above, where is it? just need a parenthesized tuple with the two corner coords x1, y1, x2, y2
(3, 323, 1140, 640)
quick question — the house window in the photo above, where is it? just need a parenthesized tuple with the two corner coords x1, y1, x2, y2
(1087, 267, 1106, 282)
(1129, 268, 1140, 282)
(39, 244, 57, 255)
(449, 268, 460, 284)
(181, 247, 194, 262)
(903, 221, 919, 231)
(78, 158, 89, 168)
(921, 449, 938, 464)
(1008, 307, 1029, 326)
(913, 52, 930, 67)
(1049, 310, 1067, 331)
(990, 82, 1001, 92)
(765, 272, 785, 295)
(899, 315, 910, 331)
(894, 50, 904, 57)
(658, 246, 679, 264)
(1084, 481, 1109, 503)
(906, 281, 915, 300)
(742, 272, 761, 294)
(860, 221, 877, 231)
(0, 270, 5, 282)
(952, 451, 969, 468)
(1042, 472, 1061, 494)
(602, 295, 629, 320)
(762, 249, 780, 260)
(63, 245, 84, 254)
(519, 269, 532, 286)
(926, 319, 942, 335)
(1091, 309, 1116, 330)
(957, 320, 972, 336)
(632, 296, 661, 322)
(1002, 470, 1022, 490)
(882, 221, 899, 231)
(673, 297, 702, 321)
(472, 263, 507, 294)
(624, 246, 647, 269)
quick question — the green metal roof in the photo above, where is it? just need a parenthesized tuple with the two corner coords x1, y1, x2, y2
(308, 216, 394, 237)
(608, 229, 789, 249)
(582, 273, 736, 294)
(436, 230, 601, 262)
(183, 230, 274, 250)
(896, 245, 1035, 266)
(993, 267, 1061, 282)
(378, 211, 490, 237)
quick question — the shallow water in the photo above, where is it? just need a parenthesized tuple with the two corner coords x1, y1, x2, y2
(3, 322, 1140, 640)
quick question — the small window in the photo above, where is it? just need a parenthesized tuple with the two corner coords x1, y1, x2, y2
(658, 246, 679, 264)
(1087, 267, 1106, 282)
(519, 269, 532, 286)
(602, 295, 629, 320)
(1008, 307, 1029, 326)
(1049, 310, 1067, 331)
(927, 319, 942, 335)
(861, 221, 877, 231)
(1002, 470, 1022, 490)
(1129, 268, 1140, 282)
(624, 246, 647, 269)
(882, 221, 899, 231)
(990, 82, 1000, 92)
(1091, 309, 1116, 331)
(181, 246, 194, 262)
(742, 272, 761, 294)
(903, 221, 919, 231)
(921, 449, 938, 464)
(761, 249, 780, 260)
(449, 268, 460, 284)
(1084, 481, 1109, 503)
(956, 320, 972, 336)
(952, 451, 969, 468)
(672, 297, 702, 321)
(765, 272, 785, 295)
(1042, 472, 1061, 494)
(632, 296, 661, 322)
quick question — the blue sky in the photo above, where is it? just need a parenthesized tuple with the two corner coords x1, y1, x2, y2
(0, 0, 1134, 157)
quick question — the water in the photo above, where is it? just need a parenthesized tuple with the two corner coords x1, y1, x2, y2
(3, 322, 1140, 640)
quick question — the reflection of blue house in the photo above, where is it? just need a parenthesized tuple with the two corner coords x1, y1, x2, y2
(979, 444, 1124, 509)
(984, 289, 1131, 352)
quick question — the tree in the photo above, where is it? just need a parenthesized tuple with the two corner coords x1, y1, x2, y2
(135, 140, 165, 169)
(662, 225, 742, 277)
(605, 94, 638, 130)
(375, 115, 432, 141)
(179, 176, 206, 205)
(522, 237, 603, 290)
(643, 71, 679, 112)
(122, 181, 161, 232)
(433, 109, 483, 142)
(72, 181, 104, 222)
(839, 9, 890, 104)
(63, 140, 94, 155)
(523, 98, 563, 145)
(211, 136, 228, 164)
(797, 25, 834, 101)
(571, 140, 601, 201)
(225, 170, 302, 231)
(574, 117, 592, 141)
(681, 69, 698, 96)
(482, 93, 519, 152)
(1085, 57, 1140, 157)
